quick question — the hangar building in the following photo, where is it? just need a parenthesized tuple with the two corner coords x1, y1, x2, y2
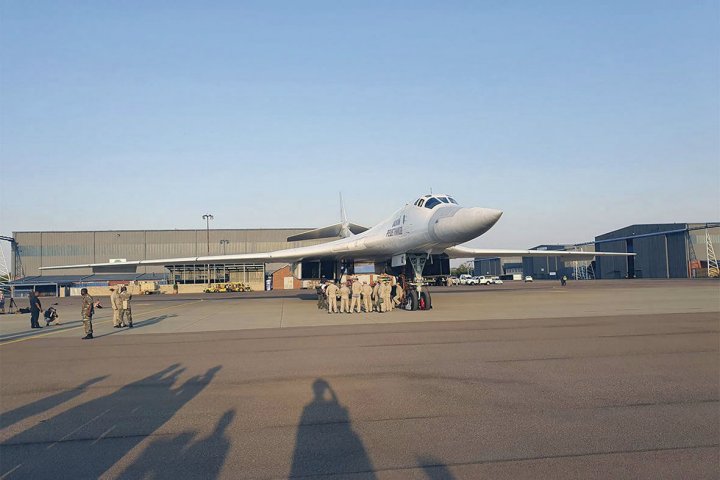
(595, 223, 719, 279)
(9, 228, 334, 293)
(473, 223, 719, 280)
(8, 228, 452, 295)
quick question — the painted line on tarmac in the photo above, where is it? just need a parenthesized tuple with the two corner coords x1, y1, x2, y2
(0, 300, 203, 347)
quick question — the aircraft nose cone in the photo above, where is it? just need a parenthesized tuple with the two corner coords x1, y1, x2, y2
(432, 207, 503, 243)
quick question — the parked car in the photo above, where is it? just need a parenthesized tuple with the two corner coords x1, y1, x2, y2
(491, 277, 503, 285)
(459, 274, 477, 285)
(524, 276, 533, 282)
(474, 276, 493, 285)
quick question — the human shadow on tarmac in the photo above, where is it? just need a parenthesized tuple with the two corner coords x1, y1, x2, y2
(94, 314, 177, 338)
(117, 409, 235, 479)
(0, 364, 221, 479)
(0, 321, 85, 342)
(418, 456, 457, 480)
(289, 379, 376, 478)
(0, 376, 108, 430)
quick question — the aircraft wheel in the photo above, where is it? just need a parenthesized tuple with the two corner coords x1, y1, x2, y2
(406, 290, 418, 311)
(420, 290, 432, 310)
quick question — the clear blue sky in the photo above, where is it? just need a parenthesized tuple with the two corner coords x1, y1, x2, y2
(1, 1, 718, 263)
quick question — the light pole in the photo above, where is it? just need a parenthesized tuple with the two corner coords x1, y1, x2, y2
(220, 239, 229, 255)
(202, 214, 214, 254)
(202, 214, 214, 284)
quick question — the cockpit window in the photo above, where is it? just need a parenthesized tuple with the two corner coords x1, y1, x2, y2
(438, 197, 449, 203)
(418, 199, 425, 207)
(448, 197, 458, 204)
(424, 197, 441, 209)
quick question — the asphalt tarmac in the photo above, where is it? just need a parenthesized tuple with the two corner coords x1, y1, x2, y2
(0, 280, 718, 479)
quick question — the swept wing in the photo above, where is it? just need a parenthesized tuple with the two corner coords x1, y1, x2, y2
(444, 246, 633, 261)
(39, 237, 368, 271)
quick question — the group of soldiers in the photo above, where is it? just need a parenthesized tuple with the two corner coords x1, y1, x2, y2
(317, 276, 404, 314)
(110, 286, 134, 329)
(77, 285, 133, 340)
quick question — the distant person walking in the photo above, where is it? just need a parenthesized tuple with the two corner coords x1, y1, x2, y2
(119, 286, 133, 328)
(81, 288, 94, 339)
(561, 275, 567, 286)
(29, 291, 42, 328)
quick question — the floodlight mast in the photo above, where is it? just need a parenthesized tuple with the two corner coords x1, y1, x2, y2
(202, 214, 214, 284)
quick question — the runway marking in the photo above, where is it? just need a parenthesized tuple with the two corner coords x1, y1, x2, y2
(0, 300, 203, 347)
(1, 464, 23, 479)
(91, 425, 116, 445)
(47, 408, 112, 449)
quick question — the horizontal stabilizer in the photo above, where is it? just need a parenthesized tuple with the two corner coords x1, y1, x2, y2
(287, 223, 368, 242)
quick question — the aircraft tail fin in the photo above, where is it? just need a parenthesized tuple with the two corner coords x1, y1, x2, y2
(340, 192, 348, 225)
(287, 192, 368, 242)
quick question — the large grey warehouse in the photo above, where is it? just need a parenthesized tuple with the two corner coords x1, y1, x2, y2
(7, 228, 334, 294)
(476, 223, 719, 280)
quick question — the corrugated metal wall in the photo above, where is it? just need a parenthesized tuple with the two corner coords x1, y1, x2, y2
(595, 224, 689, 279)
(474, 258, 501, 276)
(596, 239, 629, 279)
(13, 229, 330, 277)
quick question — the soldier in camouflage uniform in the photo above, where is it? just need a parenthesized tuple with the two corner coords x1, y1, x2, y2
(80, 288, 94, 339)
(119, 286, 133, 328)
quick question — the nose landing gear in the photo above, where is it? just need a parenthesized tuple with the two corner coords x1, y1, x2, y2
(403, 253, 433, 311)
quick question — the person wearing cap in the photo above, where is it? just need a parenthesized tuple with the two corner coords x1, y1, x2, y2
(110, 287, 122, 328)
(382, 280, 392, 312)
(350, 278, 363, 313)
(326, 281, 339, 314)
(339, 282, 351, 314)
(28, 290, 43, 328)
(361, 281, 372, 313)
(118, 286, 133, 328)
(80, 288, 94, 339)
(372, 280, 381, 312)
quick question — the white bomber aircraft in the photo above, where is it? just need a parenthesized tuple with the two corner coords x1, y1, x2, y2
(41, 193, 632, 285)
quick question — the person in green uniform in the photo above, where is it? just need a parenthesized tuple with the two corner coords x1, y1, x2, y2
(81, 288, 94, 340)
